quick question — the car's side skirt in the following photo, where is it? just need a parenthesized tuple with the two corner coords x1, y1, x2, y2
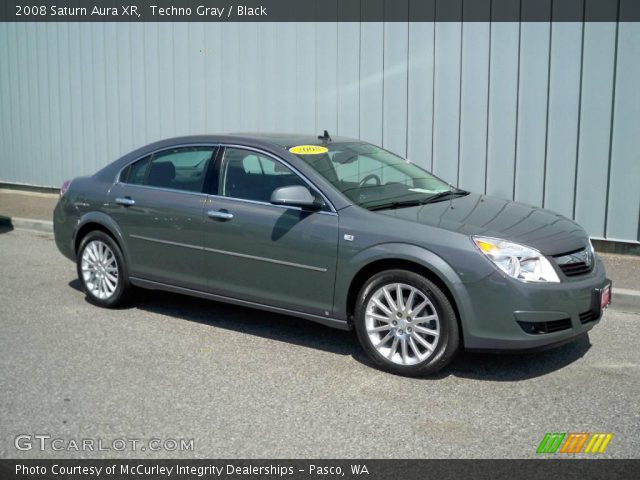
(129, 276, 351, 331)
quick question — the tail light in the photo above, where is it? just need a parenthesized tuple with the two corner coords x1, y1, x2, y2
(60, 179, 72, 197)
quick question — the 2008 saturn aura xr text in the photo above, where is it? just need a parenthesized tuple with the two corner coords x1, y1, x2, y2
(53, 133, 612, 376)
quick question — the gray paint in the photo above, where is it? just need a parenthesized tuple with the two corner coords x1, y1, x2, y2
(1, 18, 639, 243)
(53, 133, 607, 352)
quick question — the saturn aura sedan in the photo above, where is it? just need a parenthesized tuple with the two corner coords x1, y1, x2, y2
(54, 133, 611, 376)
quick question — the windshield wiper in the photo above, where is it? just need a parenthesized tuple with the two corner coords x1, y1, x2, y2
(421, 189, 469, 204)
(366, 190, 470, 211)
(367, 199, 426, 211)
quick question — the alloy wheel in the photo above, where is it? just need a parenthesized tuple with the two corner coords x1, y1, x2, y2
(365, 283, 440, 366)
(81, 240, 119, 300)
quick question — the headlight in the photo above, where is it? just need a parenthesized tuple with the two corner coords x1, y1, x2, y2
(472, 236, 560, 283)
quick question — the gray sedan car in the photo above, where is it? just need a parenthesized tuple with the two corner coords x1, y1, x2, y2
(54, 133, 611, 376)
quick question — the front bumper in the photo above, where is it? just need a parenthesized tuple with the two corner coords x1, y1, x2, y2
(457, 256, 610, 351)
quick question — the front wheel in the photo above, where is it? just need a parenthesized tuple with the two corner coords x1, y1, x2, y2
(76, 231, 132, 307)
(354, 270, 459, 377)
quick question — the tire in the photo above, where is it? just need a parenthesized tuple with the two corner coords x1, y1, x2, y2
(76, 230, 132, 308)
(354, 269, 459, 377)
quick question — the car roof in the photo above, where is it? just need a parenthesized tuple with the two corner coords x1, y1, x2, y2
(225, 132, 358, 148)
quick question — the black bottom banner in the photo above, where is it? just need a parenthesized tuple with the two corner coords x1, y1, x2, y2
(1, 459, 639, 480)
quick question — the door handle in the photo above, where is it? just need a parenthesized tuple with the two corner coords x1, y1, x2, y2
(207, 209, 233, 220)
(115, 197, 136, 206)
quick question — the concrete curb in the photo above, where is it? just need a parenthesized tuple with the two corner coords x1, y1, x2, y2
(0, 216, 53, 233)
(611, 288, 640, 313)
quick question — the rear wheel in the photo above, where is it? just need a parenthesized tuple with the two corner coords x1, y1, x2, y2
(354, 270, 459, 377)
(77, 231, 131, 307)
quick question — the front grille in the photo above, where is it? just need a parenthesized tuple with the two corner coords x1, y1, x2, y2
(553, 247, 594, 277)
(559, 262, 592, 277)
(579, 310, 599, 324)
(517, 318, 572, 335)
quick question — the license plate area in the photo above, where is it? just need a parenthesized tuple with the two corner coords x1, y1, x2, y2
(590, 281, 612, 318)
(600, 284, 611, 310)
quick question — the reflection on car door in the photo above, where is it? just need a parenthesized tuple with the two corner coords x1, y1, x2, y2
(107, 146, 217, 291)
(203, 147, 339, 316)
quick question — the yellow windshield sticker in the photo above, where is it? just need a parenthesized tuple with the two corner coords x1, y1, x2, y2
(289, 145, 328, 155)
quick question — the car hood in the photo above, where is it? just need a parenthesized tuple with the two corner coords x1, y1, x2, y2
(376, 193, 589, 256)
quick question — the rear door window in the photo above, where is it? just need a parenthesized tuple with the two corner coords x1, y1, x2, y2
(120, 147, 215, 193)
(147, 148, 215, 192)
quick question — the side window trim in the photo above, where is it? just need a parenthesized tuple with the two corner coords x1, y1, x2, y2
(216, 144, 336, 213)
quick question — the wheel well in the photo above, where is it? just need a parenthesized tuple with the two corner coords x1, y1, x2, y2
(74, 222, 118, 255)
(346, 259, 462, 334)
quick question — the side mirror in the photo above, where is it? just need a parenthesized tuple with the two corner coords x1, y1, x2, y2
(270, 185, 325, 211)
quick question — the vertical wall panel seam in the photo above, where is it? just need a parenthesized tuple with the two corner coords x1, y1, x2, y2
(205, 25, 210, 133)
(101, 25, 108, 175)
(456, 6, 464, 187)
(90, 25, 99, 166)
(314, 22, 318, 132)
(186, 26, 191, 133)
(0, 26, 5, 180)
(335, 14, 339, 134)
(405, 13, 410, 156)
(218, 25, 224, 128)
(430, 1, 437, 171)
(604, 0, 621, 237)
(128, 24, 134, 148)
(6, 26, 14, 181)
(34, 26, 42, 183)
(66, 24, 75, 177)
(4, 25, 13, 181)
(381, 19, 386, 147)
(25, 25, 34, 183)
(512, 1, 522, 200)
(23, 25, 31, 184)
(484, 0, 493, 195)
(115, 24, 121, 153)
(358, 5, 362, 140)
(542, 1, 554, 208)
(143, 24, 149, 140)
(171, 23, 177, 133)
(572, 0, 586, 220)
(357, 1, 361, 138)
(79, 24, 86, 175)
(1, 26, 10, 181)
(57, 23, 63, 176)
(36, 25, 44, 183)
(132, 23, 139, 141)
(22, 24, 29, 183)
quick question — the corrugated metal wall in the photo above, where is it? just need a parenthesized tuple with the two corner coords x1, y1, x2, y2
(0, 17, 639, 242)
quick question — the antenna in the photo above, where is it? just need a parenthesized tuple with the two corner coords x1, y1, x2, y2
(317, 130, 332, 142)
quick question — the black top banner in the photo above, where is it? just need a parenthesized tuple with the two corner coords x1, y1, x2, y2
(2, 0, 640, 22)
(2, 459, 640, 480)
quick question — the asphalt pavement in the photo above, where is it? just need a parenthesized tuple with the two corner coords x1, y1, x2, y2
(1, 228, 639, 459)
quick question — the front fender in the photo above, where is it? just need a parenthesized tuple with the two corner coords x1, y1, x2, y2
(333, 242, 472, 323)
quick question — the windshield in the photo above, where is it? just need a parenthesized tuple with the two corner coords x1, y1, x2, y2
(290, 142, 458, 210)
